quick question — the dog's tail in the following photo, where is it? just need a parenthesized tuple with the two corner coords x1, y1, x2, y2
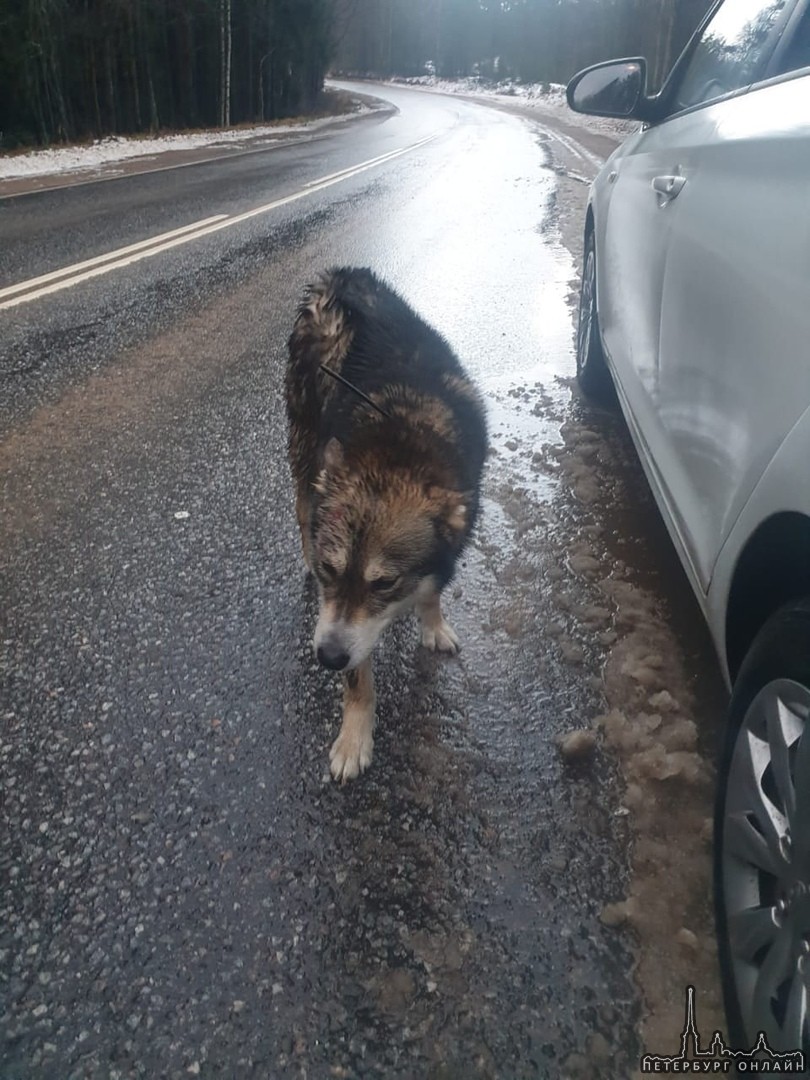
(289, 267, 380, 375)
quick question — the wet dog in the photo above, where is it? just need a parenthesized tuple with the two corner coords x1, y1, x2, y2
(286, 267, 487, 781)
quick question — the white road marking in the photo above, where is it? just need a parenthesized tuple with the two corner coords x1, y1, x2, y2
(1, 132, 441, 311)
(539, 125, 606, 173)
(302, 139, 431, 187)
(0, 216, 228, 300)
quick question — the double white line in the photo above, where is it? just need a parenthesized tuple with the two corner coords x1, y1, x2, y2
(0, 132, 439, 311)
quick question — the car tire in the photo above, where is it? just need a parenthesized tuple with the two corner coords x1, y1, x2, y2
(714, 599, 810, 1053)
(576, 230, 613, 402)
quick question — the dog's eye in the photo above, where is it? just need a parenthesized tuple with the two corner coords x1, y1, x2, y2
(320, 561, 338, 580)
(370, 575, 401, 592)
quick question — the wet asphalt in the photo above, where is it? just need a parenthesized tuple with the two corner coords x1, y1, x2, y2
(0, 83, 650, 1078)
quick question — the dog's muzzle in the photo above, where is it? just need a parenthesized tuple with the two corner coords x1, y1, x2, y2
(316, 641, 350, 671)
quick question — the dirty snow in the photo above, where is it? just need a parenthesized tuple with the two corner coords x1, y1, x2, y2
(544, 411, 726, 1057)
(490, 372, 726, 1061)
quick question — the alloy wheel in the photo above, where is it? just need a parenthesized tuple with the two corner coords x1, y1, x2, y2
(576, 245, 596, 376)
(722, 678, 810, 1051)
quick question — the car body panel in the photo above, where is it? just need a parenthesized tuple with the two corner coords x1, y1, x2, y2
(591, 71, 810, 619)
(595, 126, 682, 413)
(708, 403, 810, 683)
(656, 76, 810, 589)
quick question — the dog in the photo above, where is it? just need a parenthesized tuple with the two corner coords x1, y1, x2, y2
(286, 268, 487, 781)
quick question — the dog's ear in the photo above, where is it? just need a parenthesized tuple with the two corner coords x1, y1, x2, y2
(428, 487, 471, 541)
(323, 438, 344, 472)
(314, 438, 346, 495)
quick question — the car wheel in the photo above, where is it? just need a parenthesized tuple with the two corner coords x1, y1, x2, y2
(715, 599, 810, 1053)
(576, 230, 613, 402)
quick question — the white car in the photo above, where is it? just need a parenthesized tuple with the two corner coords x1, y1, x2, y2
(567, 0, 810, 1054)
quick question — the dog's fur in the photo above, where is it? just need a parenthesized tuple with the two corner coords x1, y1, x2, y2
(286, 267, 487, 781)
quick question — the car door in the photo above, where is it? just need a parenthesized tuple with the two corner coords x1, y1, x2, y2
(595, 114, 683, 435)
(599, 0, 807, 592)
(650, 0, 810, 590)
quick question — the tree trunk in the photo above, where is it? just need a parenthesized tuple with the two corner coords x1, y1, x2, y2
(146, 54, 159, 131)
(219, 0, 231, 126)
(86, 0, 103, 136)
(105, 38, 117, 132)
(219, 0, 226, 126)
(225, 0, 231, 126)
(129, 1, 143, 131)
(90, 46, 103, 136)
(183, 10, 196, 128)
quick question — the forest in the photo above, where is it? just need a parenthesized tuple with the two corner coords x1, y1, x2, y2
(0, 0, 335, 148)
(332, 0, 715, 89)
(0, 0, 714, 150)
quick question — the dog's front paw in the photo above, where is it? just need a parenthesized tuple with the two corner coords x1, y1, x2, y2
(422, 618, 460, 654)
(329, 725, 373, 782)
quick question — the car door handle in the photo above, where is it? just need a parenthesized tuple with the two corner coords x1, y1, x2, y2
(652, 174, 687, 204)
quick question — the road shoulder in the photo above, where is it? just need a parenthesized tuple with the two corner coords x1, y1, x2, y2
(0, 90, 394, 200)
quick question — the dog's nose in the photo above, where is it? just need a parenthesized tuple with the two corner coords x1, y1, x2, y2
(317, 643, 350, 671)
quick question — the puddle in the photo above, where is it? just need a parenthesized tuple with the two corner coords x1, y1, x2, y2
(342, 109, 579, 513)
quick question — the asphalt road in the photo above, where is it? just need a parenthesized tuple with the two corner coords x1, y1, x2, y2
(0, 82, 713, 1078)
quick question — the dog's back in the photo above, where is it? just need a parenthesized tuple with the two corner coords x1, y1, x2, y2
(286, 267, 487, 520)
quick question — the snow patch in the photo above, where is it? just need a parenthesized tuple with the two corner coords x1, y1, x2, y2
(556, 728, 598, 763)
(386, 75, 639, 140)
(392, 74, 568, 105)
(0, 103, 376, 180)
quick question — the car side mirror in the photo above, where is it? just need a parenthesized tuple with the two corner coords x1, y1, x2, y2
(567, 58, 648, 119)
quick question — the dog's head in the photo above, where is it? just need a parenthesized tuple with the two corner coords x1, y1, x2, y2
(311, 439, 469, 671)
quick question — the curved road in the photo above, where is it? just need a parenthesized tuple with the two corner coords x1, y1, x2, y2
(1, 83, 669, 1078)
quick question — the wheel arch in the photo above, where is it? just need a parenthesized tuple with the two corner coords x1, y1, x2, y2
(725, 511, 810, 681)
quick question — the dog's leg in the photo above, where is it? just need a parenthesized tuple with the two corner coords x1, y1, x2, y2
(295, 484, 313, 572)
(330, 659, 375, 782)
(417, 588, 460, 654)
